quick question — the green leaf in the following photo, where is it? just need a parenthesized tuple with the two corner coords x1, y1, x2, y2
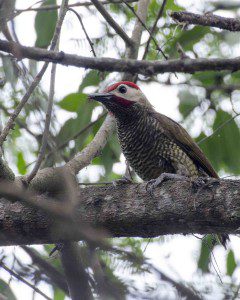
(227, 250, 237, 276)
(0, 279, 17, 300)
(198, 235, 214, 273)
(54, 288, 65, 300)
(192, 71, 224, 87)
(79, 70, 101, 92)
(99, 133, 121, 176)
(58, 93, 87, 112)
(56, 98, 96, 153)
(196, 110, 240, 174)
(168, 26, 210, 57)
(17, 151, 27, 175)
(35, 0, 57, 48)
(178, 90, 199, 118)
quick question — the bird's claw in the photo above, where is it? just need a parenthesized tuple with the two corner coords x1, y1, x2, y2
(112, 176, 133, 187)
(192, 177, 208, 191)
(145, 179, 158, 197)
(146, 173, 187, 198)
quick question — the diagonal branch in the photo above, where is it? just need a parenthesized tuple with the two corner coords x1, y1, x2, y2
(122, 0, 167, 59)
(91, 0, 134, 47)
(0, 260, 51, 300)
(142, 0, 168, 59)
(27, 0, 69, 183)
(171, 11, 240, 32)
(21, 246, 69, 294)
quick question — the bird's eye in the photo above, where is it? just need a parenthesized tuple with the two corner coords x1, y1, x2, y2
(118, 85, 127, 94)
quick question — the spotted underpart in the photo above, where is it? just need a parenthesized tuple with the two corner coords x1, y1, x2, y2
(116, 103, 199, 181)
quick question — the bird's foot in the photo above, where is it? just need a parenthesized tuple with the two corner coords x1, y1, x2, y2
(112, 175, 133, 187)
(146, 173, 187, 197)
(192, 177, 207, 190)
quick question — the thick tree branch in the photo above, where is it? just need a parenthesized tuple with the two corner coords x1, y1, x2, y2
(171, 11, 240, 32)
(60, 242, 93, 300)
(0, 178, 240, 246)
(2, 39, 240, 74)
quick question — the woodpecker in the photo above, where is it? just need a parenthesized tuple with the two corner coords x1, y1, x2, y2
(88, 81, 229, 248)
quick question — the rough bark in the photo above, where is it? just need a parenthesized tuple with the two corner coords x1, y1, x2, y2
(171, 11, 240, 32)
(0, 178, 240, 246)
(2, 39, 240, 75)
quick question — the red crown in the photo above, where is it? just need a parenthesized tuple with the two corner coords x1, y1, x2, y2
(104, 81, 140, 92)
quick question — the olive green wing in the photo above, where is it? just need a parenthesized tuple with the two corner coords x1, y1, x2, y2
(152, 112, 219, 178)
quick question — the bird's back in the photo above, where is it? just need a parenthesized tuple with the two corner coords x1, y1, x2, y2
(116, 104, 218, 181)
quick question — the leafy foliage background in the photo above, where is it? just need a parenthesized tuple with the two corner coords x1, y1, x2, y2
(0, 0, 240, 299)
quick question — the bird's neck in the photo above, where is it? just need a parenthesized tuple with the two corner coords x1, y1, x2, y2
(115, 103, 151, 126)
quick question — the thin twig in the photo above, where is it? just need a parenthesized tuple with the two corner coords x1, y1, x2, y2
(0, 103, 36, 138)
(44, 112, 107, 163)
(68, 8, 97, 57)
(0, 260, 51, 300)
(0, 0, 69, 148)
(0, 63, 49, 147)
(21, 246, 69, 294)
(122, 0, 167, 59)
(15, 0, 138, 13)
(27, 0, 69, 183)
(27, 61, 57, 182)
(90, 0, 134, 48)
(142, 0, 168, 59)
(198, 113, 240, 144)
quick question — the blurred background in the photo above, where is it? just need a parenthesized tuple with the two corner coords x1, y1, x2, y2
(0, 0, 240, 299)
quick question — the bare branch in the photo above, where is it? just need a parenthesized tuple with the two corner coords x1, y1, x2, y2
(21, 246, 69, 294)
(0, 0, 70, 148)
(142, 0, 167, 59)
(27, 0, 69, 183)
(0, 178, 239, 246)
(91, 0, 134, 47)
(0, 62, 49, 147)
(171, 11, 240, 32)
(0, 103, 37, 138)
(15, 0, 138, 13)
(122, 0, 167, 59)
(2, 39, 240, 75)
(150, 264, 201, 300)
(211, 1, 240, 11)
(0, 260, 51, 300)
(68, 8, 96, 57)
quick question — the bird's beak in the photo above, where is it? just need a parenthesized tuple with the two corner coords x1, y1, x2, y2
(88, 92, 114, 103)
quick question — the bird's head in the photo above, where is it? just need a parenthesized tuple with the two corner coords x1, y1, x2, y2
(88, 81, 152, 117)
